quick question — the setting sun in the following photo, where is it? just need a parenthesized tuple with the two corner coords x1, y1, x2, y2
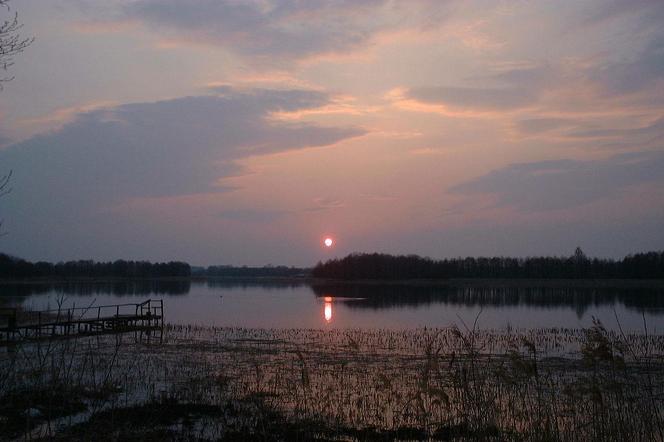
(324, 237, 333, 248)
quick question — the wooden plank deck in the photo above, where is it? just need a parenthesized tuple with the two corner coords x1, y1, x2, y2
(0, 299, 164, 344)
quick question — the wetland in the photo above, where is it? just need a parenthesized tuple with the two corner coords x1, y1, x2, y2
(2, 279, 664, 440)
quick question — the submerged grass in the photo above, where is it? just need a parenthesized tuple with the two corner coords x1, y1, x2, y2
(1, 321, 664, 441)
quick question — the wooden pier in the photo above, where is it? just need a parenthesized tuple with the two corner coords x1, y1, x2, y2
(0, 299, 163, 344)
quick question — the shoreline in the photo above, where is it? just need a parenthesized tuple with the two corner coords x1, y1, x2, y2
(310, 277, 664, 289)
(1, 275, 664, 288)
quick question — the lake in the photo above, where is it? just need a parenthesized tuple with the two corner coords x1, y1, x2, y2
(1, 279, 663, 332)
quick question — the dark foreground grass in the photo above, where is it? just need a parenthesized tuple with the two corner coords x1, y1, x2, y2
(1, 321, 664, 441)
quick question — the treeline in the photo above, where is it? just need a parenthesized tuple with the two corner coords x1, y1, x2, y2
(312, 249, 664, 280)
(0, 254, 191, 279)
(198, 265, 309, 278)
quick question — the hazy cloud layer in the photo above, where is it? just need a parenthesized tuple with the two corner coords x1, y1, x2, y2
(591, 37, 664, 97)
(407, 86, 536, 111)
(121, 0, 392, 63)
(3, 87, 362, 199)
(567, 117, 664, 140)
(0, 133, 11, 148)
(513, 117, 664, 148)
(404, 2, 664, 114)
(406, 49, 663, 113)
(451, 151, 664, 211)
(403, 64, 556, 112)
(513, 118, 573, 135)
(67, 0, 461, 66)
(0, 87, 364, 258)
(218, 208, 290, 224)
(581, 0, 664, 34)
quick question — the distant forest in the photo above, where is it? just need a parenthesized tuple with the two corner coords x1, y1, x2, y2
(198, 265, 308, 278)
(0, 254, 191, 279)
(3, 248, 663, 280)
(312, 249, 664, 280)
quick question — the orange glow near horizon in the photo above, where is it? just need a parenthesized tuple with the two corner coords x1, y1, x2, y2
(324, 296, 332, 322)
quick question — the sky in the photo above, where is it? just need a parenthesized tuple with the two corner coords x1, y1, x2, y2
(0, 0, 663, 266)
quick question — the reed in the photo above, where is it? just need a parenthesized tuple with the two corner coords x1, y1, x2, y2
(1, 320, 663, 440)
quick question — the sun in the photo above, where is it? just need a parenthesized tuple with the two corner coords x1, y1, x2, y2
(324, 237, 333, 248)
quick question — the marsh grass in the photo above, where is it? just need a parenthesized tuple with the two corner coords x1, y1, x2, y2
(1, 321, 664, 441)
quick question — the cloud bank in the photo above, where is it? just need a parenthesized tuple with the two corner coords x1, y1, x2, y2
(0, 87, 364, 259)
(71, 0, 460, 66)
(122, 0, 392, 63)
(451, 151, 664, 211)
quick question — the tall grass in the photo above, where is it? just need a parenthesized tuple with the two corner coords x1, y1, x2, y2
(1, 321, 663, 440)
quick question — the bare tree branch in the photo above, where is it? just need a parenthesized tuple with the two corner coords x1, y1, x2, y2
(0, 169, 10, 236)
(0, 0, 33, 89)
(0, 169, 11, 195)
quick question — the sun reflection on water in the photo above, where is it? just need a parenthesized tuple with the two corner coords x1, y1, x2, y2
(324, 296, 332, 323)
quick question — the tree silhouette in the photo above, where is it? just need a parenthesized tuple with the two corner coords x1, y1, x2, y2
(312, 250, 664, 280)
(572, 246, 587, 262)
(0, 254, 192, 279)
(0, 0, 33, 89)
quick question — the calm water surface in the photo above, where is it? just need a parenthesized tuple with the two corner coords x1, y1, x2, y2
(2, 280, 663, 332)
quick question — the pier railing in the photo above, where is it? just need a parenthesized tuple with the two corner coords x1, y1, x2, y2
(0, 299, 163, 344)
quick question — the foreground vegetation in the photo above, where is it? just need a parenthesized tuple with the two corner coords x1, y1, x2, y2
(2, 320, 664, 441)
